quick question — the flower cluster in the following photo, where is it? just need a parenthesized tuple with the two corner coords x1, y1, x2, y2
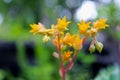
(30, 16, 109, 80)
(30, 16, 108, 54)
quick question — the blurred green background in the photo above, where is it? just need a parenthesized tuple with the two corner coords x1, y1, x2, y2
(0, 0, 120, 80)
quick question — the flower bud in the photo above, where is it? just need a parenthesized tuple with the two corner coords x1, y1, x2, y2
(89, 44, 95, 53)
(53, 52, 59, 59)
(42, 35, 50, 43)
(95, 41, 103, 53)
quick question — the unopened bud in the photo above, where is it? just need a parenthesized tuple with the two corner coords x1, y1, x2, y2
(53, 52, 59, 59)
(89, 44, 95, 53)
(95, 41, 103, 53)
(42, 35, 50, 43)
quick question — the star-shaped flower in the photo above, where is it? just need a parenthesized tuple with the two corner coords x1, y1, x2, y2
(73, 35, 82, 50)
(63, 33, 75, 46)
(78, 20, 91, 35)
(57, 16, 71, 31)
(93, 19, 109, 30)
(30, 23, 46, 35)
(63, 50, 72, 61)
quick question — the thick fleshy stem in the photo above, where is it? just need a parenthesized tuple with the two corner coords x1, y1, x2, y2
(65, 35, 88, 73)
(89, 37, 97, 47)
(65, 50, 79, 72)
(57, 34, 88, 80)
(57, 32, 66, 80)
(89, 37, 98, 46)
(93, 37, 97, 44)
(82, 35, 88, 45)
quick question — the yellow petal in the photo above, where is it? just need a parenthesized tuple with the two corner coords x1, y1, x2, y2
(93, 19, 109, 30)
(30, 23, 46, 35)
(63, 50, 72, 61)
(78, 20, 91, 35)
(63, 33, 75, 46)
(57, 16, 71, 31)
(73, 35, 82, 50)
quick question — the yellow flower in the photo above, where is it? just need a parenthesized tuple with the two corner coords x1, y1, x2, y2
(30, 23, 55, 36)
(93, 19, 109, 30)
(63, 33, 75, 46)
(30, 23, 40, 35)
(89, 28, 97, 37)
(51, 24, 64, 35)
(57, 16, 71, 31)
(30, 23, 46, 35)
(78, 20, 91, 35)
(63, 50, 72, 61)
(52, 36, 63, 49)
(73, 35, 82, 50)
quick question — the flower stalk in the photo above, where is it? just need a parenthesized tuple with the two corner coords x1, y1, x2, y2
(57, 32, 65, 80)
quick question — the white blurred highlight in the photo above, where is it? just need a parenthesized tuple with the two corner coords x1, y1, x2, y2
(74, 1, 97, 21)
